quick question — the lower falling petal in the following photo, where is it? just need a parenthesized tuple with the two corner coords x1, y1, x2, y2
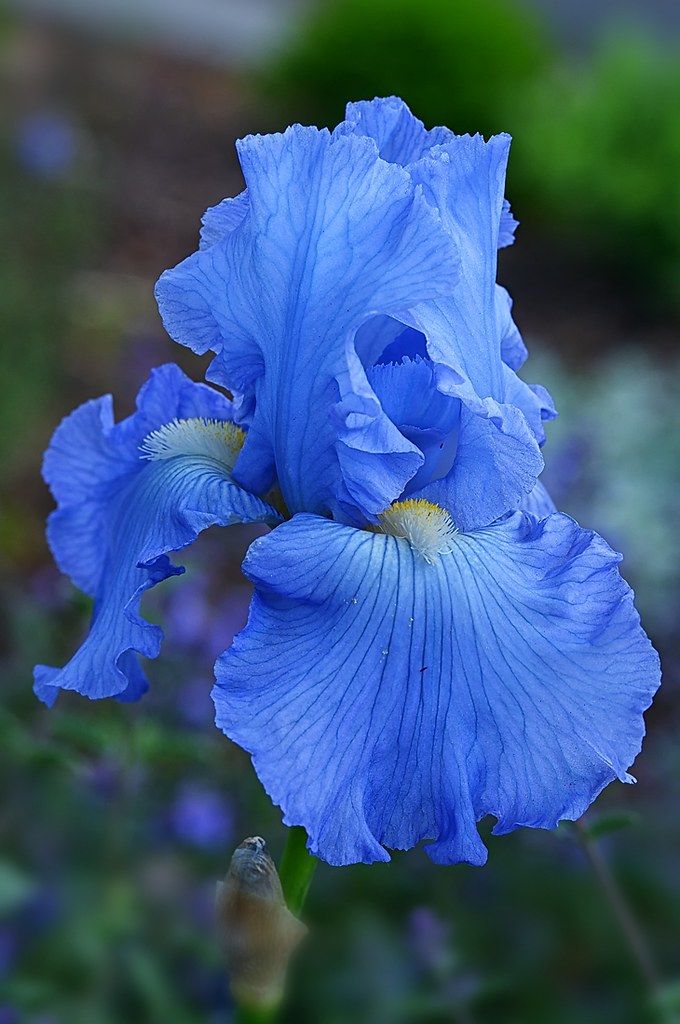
(213, 510, 660, 867)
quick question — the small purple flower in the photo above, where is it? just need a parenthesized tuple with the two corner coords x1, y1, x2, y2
(27, 565, 70, 611)
(171, 783, 233, 850)
(176, 677, 214, 729)
(164, 578, 251, 659)
(0, 931, 16, 980)
(408, 906, 451, 975)
(15, 111, 78, 180)
(79, 756, 122, 801)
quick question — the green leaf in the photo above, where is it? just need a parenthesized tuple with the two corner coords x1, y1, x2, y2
(582, 811, 641, 840)
(0, 858, 36, 914)
(651, 979, 680, 1024)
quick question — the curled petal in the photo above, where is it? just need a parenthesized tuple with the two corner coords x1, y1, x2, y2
(366, 348, 545, 529)
(214, 513, 659, 866)
(200, 190, 249, 250)
(366, 357, 461, 494)
(338, 95, 453, 165)
(522, 480, 557, 518)
(412, 400, 543, 530)
(496, 284, 527, 371)
(498, 198, 519, 248)
(34, 365, 278, 706)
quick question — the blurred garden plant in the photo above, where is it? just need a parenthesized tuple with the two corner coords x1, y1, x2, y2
(260, 0, 550, 136)
(34, 97, 661, 1010)
(511, 33, 680, 309)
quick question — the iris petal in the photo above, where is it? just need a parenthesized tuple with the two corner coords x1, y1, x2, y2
(496, 284, 527, 371)
(412, 402, 542, 529)
(522, 481, 557, 518)
(406, 132, 512, 397)
(156, 125, 459, 521)
(342, 98, 551, 525)
(213, 512, 659, 867)
(34, 364, 278, 706)
(199, 190, 249, 250)
(366, 357, 461, 494)
(338, 95, 453, 165)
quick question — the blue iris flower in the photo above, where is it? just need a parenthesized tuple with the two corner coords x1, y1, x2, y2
(37, 97, 660, 867)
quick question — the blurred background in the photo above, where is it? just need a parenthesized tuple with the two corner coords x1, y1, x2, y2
(1, 0, 679, 1021)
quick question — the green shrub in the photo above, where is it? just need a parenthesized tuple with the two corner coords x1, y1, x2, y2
(260, 0, 551, 136)
(511, 34, 680, 308)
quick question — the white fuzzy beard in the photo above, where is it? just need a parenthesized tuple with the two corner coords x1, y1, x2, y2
(378, 499, 458, 564)
(140, 417, 244, 472)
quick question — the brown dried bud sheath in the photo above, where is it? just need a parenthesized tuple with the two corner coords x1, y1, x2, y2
(216, 836, 307, 1009)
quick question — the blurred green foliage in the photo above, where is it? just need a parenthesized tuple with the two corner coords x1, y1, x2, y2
(0, 143, 101, 476)
(261, 0, 550, 136)
(511, 34, 680, 309)
(0, 134, 103, 574)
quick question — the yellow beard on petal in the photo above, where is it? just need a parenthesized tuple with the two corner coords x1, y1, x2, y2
(139, 418, 245, 473)
(376, 499, 457, 564)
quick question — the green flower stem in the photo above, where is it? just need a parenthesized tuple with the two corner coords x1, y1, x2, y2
(574, 818, 661, 995)
(233, 1006, 278, 1024)
(233, 827, 317, 1024)
(279, 825, 318, 916)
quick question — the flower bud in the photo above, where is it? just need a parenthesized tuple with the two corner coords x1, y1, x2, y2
(216, 836, 307, 1009)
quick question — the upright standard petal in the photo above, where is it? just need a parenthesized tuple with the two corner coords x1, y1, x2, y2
(341, 100, 515, 398)
(213, 512, 659, 867)
(341, 98, 553, 526)
(34, 364, 279, 706)
(338, 96, 453, 166)
(401, 139, 550, 526)
(155, 126, 459, 522)
(340, 98, 515, 251)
